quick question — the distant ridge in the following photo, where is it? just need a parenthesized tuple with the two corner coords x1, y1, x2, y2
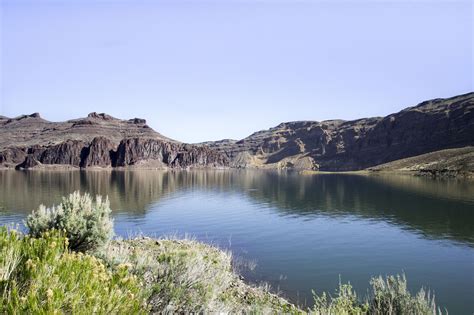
(204, 92, 474, 174)
(1, 92, 473, 176)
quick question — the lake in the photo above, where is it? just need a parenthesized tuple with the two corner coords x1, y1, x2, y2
(0, 170, 473, 313)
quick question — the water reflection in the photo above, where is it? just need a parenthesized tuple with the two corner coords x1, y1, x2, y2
(0, 170, 176, 214)
(1, 169, 473, 313)
(0, 170, 473, 246)
(240, 172, 474, 245)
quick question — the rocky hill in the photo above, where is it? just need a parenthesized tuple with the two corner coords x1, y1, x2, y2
(1, 92, 473, 172)
(205, 92, 474, 172)
(0, 113, 229, 169)
(0, 112, 174, 149)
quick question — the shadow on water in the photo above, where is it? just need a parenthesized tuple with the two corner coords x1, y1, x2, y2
(0, 169, 473, 246)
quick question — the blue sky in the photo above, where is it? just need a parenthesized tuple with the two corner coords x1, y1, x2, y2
(0, 0, 472, 143)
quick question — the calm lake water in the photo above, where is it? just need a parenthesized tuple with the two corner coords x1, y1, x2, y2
(0, 170, 473, 313)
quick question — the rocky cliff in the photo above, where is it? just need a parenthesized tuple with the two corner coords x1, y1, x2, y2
(204, 92, 474, 171)
(1, 92, 473, 171)
(0, 113, 229, 170)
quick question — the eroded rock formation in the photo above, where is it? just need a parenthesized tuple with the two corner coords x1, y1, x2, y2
(3, 137, 230, 170)
(81, 137, 116, 167)
(204, 92, 474, 171)
(114, 138, 229, 168)
(0, 112, 229, 169)
(1, 93, 473, 171)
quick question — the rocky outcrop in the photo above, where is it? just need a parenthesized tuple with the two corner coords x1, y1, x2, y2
(81, 137, 115, 167)
(0, 147, 27, 167)
(114, 138, 229, 168)
(0, 111, 230, 170)
(115, 138, 179, 167)
(206, 92, 474, 171)
(169, 144, 230, 168)
(321, 93, 474, 170)
(31, 140, 86, 167)
(15, 154, 41, 170)
(1, 136, 229, 170)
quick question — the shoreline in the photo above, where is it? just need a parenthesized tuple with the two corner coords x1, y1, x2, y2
(107, 236, 301, 313)
(1, 226, 448, 313)
(1, 166, 472, 179)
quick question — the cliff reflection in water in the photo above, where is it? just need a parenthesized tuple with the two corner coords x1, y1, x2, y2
(0, 170, 473, 245)
(0, 170, 176, 214)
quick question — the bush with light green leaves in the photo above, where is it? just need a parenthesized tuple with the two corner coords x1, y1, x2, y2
(25, 191, 113, 252)
(0, 227, 147, 314)
(311, 274, 444, 315)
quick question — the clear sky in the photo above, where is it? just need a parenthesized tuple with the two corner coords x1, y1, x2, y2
(0, 0, 472, 143)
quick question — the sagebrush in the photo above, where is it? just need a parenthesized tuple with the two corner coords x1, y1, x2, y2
(312, 274, 443, 315)
(0, 227, 147, 314)
(100, 237, 298, 313)
(25, 191, 113, 252)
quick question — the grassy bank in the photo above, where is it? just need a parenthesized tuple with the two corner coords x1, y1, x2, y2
(0, 227, 295, 313)
(102, 237, 298, 313)
(0, 192, 446, 314)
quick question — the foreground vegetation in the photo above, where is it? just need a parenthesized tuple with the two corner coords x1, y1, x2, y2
(0, 228, 145, 314)
(0, 192, 446, 314)
(311, 275, 443, 315)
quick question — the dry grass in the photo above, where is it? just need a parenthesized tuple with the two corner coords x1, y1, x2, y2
(99, 236, 300, 314)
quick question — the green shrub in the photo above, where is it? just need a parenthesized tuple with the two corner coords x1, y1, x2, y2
(311, 274, 443, 315)
(25, 191, 113, 252)
(370, 274, 439, 315)
(0, 227, 147, 314)
(100, 237, 299, 313)
(312, 282, 368, 315)
(101, 238, 235, 313)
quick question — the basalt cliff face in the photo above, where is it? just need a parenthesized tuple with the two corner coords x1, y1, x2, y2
(1, 92, 473, 172)
(204, 92, 474, 172)
(0, 113, 229, 170)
